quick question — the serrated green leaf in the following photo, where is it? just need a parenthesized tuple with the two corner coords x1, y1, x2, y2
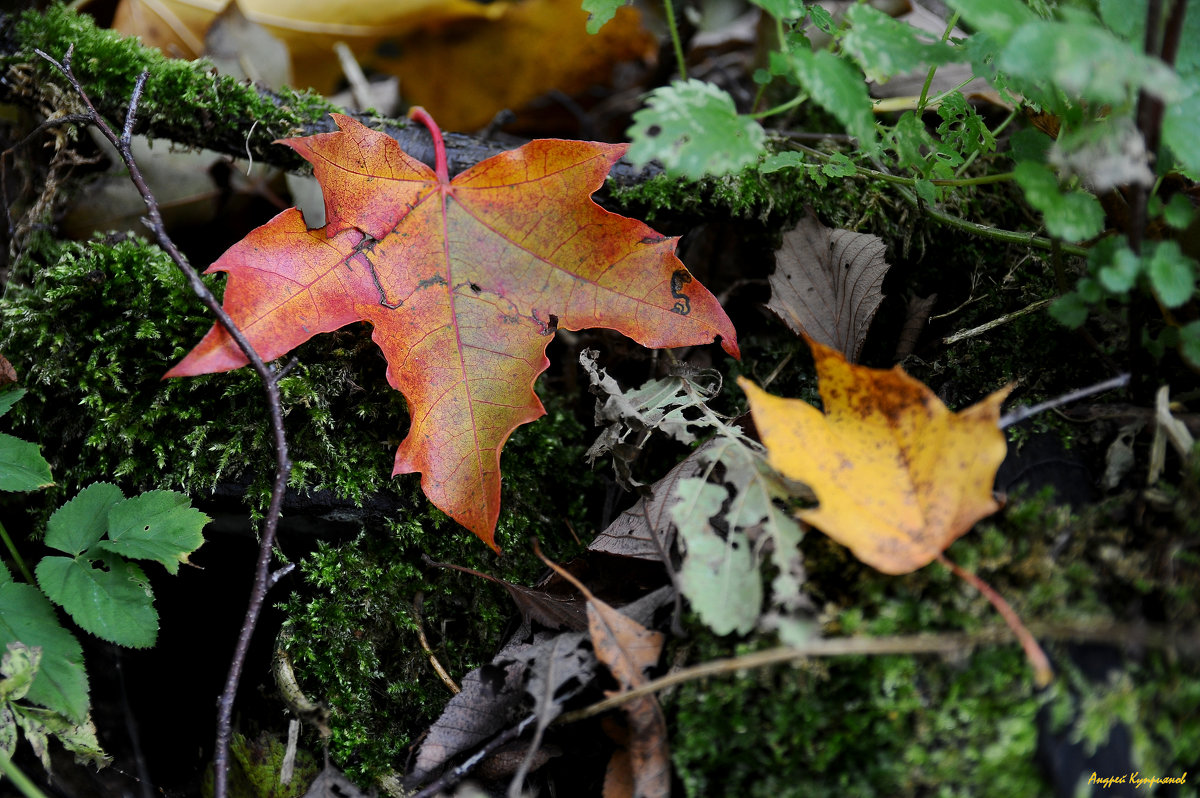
(1050, 293, 1090, 328)
(0, 388, 25, 419)
(1146, 241, 1197, 308)
(785, 47, 878, 152)
(99, 490, 208, 574)
(0, 583, 88, 722)
(1179, 321, 1200, 369)
(0, 642, 40, 703)
(891, 112, 934, 172)
(672, 477, 761, 636)
(35, 555, 158, 649)
(1098, 248, 1142, 293)
(627, 79, 766, 179)
(1013, 161, 1104, 242)
(0, 559, 11, 586)
(998, 21, 1179, 105)
(943, 0, 1037, 45)
(759, 152, 807, 173)
(843, 5, 957, 83)
(581, 0, 625, 34)
(808, 3, 835, 34)
(0, 433, 53, 493)
(914, 178, 938, 205)
(45, 483, 125, 558)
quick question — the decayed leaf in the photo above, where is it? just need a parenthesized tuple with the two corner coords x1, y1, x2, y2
(541, 560, 669, 798)
(767, 212, 890, 361)
(168, 113, 738, 550)
(739, 337, 1012, 575)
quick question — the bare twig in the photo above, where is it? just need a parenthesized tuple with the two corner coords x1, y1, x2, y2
(411, 714, 538, 798)
(999, 373, 1131, 429)
(35, 46, 294, 798)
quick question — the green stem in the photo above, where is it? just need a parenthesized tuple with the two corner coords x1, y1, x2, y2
(0, 755, 52, 798)
(749, 93, 808, 119)
(663, 0, 687, 80)
(0, 519, 35, 584)
(918, 11, 960, 112)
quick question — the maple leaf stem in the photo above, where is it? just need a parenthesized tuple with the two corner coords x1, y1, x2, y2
(36, 47, 295, 798)
(937, 553, 1054, 687)
(408, 106, 450, 184)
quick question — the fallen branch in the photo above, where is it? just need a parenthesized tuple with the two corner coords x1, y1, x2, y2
(37, 45, 294, 798)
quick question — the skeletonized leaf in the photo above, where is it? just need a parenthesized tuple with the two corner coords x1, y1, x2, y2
(767, 212, 889, 361)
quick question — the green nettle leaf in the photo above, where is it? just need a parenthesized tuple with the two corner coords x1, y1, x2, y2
(891, 112, 935, 173)
(937, 92, 995, 158)
(807, 3, 836, 34)
(997, 21, 1179, 105)
(0, 388, 25, 419)
(1050, 293, 1090, 329)
(1013, 161, 1104, 242)
(0, 432, 53, 493)
(1146, 241, 1197, 308)
(672, 478, 762, 636)
(842, 4, 957, 83)
(1179, 321, 1200, 369)
(0, 582, 88, 722)
(99, 490, 208, 574)
(35, 554, 158, 649)
(1163, 194, 1196, 230)
(0, 642, 40, 703)
(786, 47, 879, 152)
(45, 482, 125, 558)
(944, 0, 1037, 45)
(627, 79, 766, 179)
(581, 0, 625, 34)
(1098, 248, 1142, 294)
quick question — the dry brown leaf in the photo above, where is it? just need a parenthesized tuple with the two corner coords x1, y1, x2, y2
(767, 212, 890, 361)
(739, 336, 1012, 575)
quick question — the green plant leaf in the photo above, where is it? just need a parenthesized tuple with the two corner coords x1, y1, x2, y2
(748, 0, 806, 21)
(0, 642, 40, 703)
(1163, 193, 1195, 230)
(45, 482, 125, 558)
(627, 79, 766, 179)
(1162, 89, 1200, 178)
(759, 152, 807, 173)
(997, 21, 1179, 105)
(944, 0, 1036, 45)
(1098, 248, 1142, 294)
(785, 47, 878, 152)
(1050, 293, 1090, 328)
(673, 477, 761, 636)
(1179, 321, 1200, 369)
(0, 432, 53, 493)
(581, 0, 625, 34)
(0, 582, 88, 722)
(822, 152, 857, 178)
(35, 554, 158, 649)
(1146, 241, 1197, 308)
(99, 490, 208, 574)
(0, 388, 25, 419)
(842, 4, 957, 83)
(1013, 161, 1104, 242)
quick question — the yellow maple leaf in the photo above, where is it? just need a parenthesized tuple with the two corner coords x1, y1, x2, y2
(738, 338, 1012, 575)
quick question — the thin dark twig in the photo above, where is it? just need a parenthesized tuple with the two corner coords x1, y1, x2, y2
(35, 46, 294, 798)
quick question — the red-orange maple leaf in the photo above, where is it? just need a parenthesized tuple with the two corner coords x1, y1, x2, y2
(167, 111, 738, 550)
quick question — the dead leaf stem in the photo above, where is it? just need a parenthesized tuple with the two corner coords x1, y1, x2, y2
(413, 592, 461, 695)
(38, 47, 295, 798)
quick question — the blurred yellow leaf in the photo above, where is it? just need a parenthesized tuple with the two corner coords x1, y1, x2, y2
(738, 338, 1012, 575)
(112, 0, 654, 132)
